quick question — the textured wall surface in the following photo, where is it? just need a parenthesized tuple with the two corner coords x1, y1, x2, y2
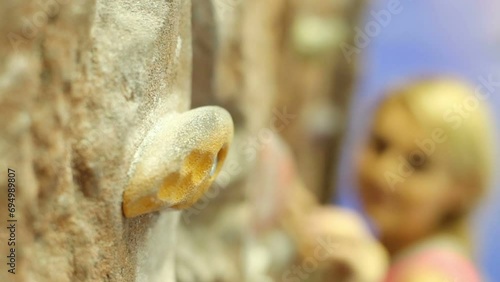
(0, 0, 192, 281)
(0, 0, 365, 281)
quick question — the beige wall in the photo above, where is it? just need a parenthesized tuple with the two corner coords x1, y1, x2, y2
(0, 1, 192, 281)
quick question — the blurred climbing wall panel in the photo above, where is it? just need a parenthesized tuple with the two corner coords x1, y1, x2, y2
(275, 0, 365, 202)
(204, 0, 365, 202)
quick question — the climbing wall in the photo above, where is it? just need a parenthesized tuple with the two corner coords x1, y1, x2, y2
(0, 0, 363, 281)
(0, 0, 193, 281)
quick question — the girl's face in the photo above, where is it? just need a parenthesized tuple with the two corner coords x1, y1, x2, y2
(356, 100, 458, 250)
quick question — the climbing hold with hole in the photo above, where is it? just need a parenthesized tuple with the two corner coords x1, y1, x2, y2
(122, 106, 234, 218)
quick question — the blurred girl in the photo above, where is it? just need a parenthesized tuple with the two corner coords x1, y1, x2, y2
(356, 78, 495, 281)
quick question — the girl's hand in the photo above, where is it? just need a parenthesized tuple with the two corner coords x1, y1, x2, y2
(298, 207, 389, 281)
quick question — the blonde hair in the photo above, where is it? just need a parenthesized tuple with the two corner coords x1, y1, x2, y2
(383, 77, 495, 213)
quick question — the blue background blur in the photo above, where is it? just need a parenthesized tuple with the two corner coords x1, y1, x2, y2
(335, 0, 500, 280)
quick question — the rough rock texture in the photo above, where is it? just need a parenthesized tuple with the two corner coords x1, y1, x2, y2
(0, 0, 192, 281)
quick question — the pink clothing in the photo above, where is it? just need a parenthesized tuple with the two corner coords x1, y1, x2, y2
(385, 238, 482, 282)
